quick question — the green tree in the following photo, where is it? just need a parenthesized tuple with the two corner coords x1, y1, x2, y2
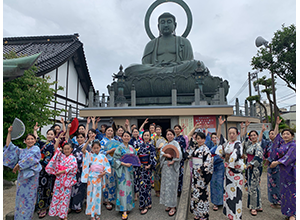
(246, 95, 269, 123)
(3, 51, 64, 147)
(252, 24, 296, 92)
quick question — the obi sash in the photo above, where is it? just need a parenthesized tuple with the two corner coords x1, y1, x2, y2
(139, 154, 149, 164)
(247, 154, 255, 163)
(89, 164, 104, 173)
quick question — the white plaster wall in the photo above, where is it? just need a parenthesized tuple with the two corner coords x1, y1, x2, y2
(57, 62, 68, 96)
(68, 60, 78, 101)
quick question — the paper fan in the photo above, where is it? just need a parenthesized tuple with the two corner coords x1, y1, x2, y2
(11, 118, 25, 140)
(69, 118, 79, 136)
(192, 157, 203, 170)
(120, 154, 141, 167)
(162, 144, 180, 158)
(156, 138, 166, 149)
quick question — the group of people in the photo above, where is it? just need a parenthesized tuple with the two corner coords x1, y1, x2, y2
(3, 116, 295, 220)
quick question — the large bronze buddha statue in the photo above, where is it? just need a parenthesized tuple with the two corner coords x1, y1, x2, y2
(125, 12, 209, 76)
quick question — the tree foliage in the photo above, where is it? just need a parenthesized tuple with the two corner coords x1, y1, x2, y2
(251, 24, 296, 92)
(3, 51, 64, 147)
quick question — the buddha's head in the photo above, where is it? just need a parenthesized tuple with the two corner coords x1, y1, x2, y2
(158, 12, 177, 36)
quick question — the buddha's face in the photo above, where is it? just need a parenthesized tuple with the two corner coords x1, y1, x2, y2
(158, 17, 176, 36)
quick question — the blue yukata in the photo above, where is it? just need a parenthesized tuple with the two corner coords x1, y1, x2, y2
(82, 151, 111, 217)
(136, 142, 157, 209)
(114, 135, 123, 143)
(3, 142, 42, 220)
(270, 133, 296, 217)
(113, 144, 136, 212)
(174, 135, 186, 195)
(100, 137, 120, 203)
(261, 138, 281, 205)
(129, 137, 144, 193)
(35, 139, 55, 212)
(205, 135, 224, 206)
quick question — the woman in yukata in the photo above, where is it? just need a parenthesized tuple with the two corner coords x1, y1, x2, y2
(160, 129, 182, 217)
(4, 126, 42, 220)
(185, 127, 213, 220)
(204, 123, 225, 211)
(138, 118, 156, 140)
(152, 125, 167, 197)
(136, 130, 157, 215)
(270, 117, 296, 220)
(65, 124, 90, 214)
(113, 131, 136, 220)
(114, 126, 125, 143)
(260, 118, 281, 209)
(33, 123, 56, 218)
(45, 132, 77, 220)
(71, 123, 88, 145)
(51, 117, 66, 137)
(241, 120, 264, 216)
(100, 126, 120, 211)
(128, 127, 144, 201)
(81, 136, 111, 220)
(215, 116, 245, 220)
(174, 124, 187, 197)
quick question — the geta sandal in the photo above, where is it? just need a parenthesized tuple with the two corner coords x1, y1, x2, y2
(250, 209, 257, 216)
(38, 209, 47, 218)
(165, 207, 171, 212)
(122, 213, 128, 220)
(168, 207, 176, 217)
(213, 205, 218, 211)
(106, 203, 113, 211)
(140, 208, 148, 215)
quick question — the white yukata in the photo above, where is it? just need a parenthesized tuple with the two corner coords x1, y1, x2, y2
(81, 151, 111, 217)
(216, 138, 245, 220)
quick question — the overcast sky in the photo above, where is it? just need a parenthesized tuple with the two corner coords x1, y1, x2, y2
(3, 0, 296, 111)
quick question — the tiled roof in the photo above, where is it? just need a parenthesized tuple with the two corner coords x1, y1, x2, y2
(3, 33, 94, 96)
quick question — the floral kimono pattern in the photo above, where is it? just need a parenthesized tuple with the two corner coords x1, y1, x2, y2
(152, 135, 166, 193)
(206, 135, 225, 206)
(3, 142, 42, 220)
(243, 140, 263, 210)
(262, 139, 281, 205)
(216, 138, 245, 220)
(187, 141, 213, 219)
(45, 148, 77, 219)
(270, 133, 296, 217)
(129, 137, 143, 193)
(174, 135, 186, 195)
(160, 140, 182, 208)
(113, 144, 136, 212)
(35, 139, 56, 212)
(100, 137, 120, 203)
(69, 142, 90, 211)
(82, 151, 111, 217)
(136, 142, 157, 208)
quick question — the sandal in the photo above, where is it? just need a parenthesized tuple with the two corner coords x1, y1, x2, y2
(213, 205, 218, 211)
(168, 207, 177, 217)
(140, 208, 148, 215)
(106, 203, 113, 211)
(38, 209, 47, 218)
(250, 209, 257, 216)
(122, 213, 128, 220)
(75, 209, 82, 213)
(270, 204, 281, 209)
(95, 216, 100, 220)
(256, 208, 263, 212)
(147, 205, 152, 209)
(289, 216, 296, 220)
(165, 207, 171, 212)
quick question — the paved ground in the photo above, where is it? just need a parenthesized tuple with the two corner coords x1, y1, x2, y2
(3, 172, 286, 220)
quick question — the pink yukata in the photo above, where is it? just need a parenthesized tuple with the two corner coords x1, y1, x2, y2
(45, 148, 77, 219)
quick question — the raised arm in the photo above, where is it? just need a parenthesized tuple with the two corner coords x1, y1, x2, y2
(217, 116, 226, 139)
(91, 116, 96, 129)
(85, 117, 91, 137)
(181, 124, 187, 136)
(124, 119, 131, 133)
(258, 124, 266, 142)
(6, 126, 13, 146)
(274, 116, 282, 137)
(60, 117, 66, 132)
(187, 122, 201, 140)
(65, 123, 71, 140)
(139, 118, 149, 132)
(54, 132, 65, 152)
(204, 123, 209, 136)
(95, 117, 101, 130)
(33, 122, 40, 139)
(82, 136, 93, 154)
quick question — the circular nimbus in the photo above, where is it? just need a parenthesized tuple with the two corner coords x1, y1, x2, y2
(144, 0, 193, 40)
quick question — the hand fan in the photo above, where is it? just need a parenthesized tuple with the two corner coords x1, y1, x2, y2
(156, 138, 166, 149)
(69, 118, 79, 136)
(120, 154, 141, 167)
(162, 144, 180, 158)
(11, 118, 25, 140)
(192, 157, 203, 170)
